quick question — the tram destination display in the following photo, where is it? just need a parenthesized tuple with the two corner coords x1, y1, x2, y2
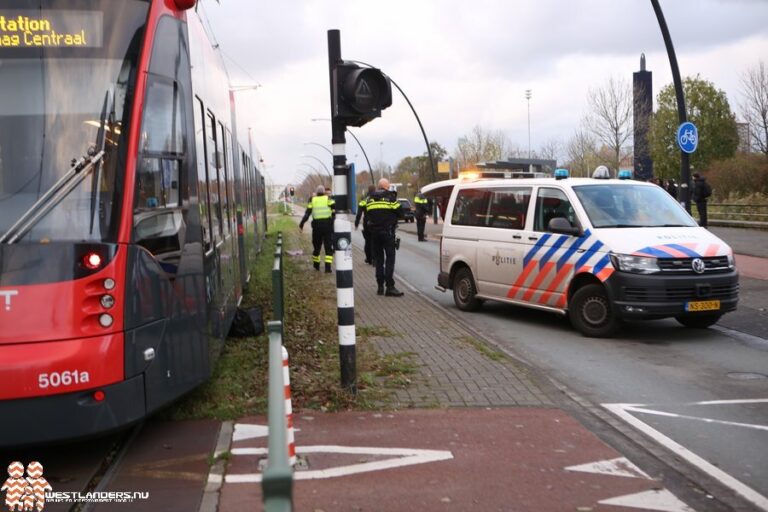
(0, 10, 103, 48)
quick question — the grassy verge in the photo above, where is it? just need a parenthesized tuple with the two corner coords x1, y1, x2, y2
(166, 213, 416, 420)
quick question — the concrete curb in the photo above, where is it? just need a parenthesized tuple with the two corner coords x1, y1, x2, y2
(198, 420, 234, 512)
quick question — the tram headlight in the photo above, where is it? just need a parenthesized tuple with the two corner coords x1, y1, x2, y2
(99, 313, 113, 328)
(103, 278, 116, 290)
(100, 295, 115, 309)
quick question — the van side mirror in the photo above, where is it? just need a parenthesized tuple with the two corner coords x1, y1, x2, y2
(548, 217, 581, 236)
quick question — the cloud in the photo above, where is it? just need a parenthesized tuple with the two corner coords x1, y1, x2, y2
(201, 0, 768, 185)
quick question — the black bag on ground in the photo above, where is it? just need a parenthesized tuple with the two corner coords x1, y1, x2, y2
(228, 307, 264, 338)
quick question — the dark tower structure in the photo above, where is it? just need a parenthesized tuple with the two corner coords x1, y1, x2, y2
(633, 53, 653, 181)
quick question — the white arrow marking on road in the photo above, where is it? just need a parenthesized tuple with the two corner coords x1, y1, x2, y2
(564, 457, 652, 480)
(232, 423, 270, 441)
(225, 445, 454, 483)
(604, 403, 768, 511)
(599, 489, 695, 512)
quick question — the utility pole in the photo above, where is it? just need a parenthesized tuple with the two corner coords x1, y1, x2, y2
(525, 89, 532, 159)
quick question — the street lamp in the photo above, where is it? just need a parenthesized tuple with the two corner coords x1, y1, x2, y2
(525, 89, 532, 159)
(311, 118, 375, 184)
(303, 142, 333, 157)
(301, 154, 331, 177)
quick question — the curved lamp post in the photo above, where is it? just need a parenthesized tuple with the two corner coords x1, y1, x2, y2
(301, 154, 332, 178)
(349, 60, 437, 182)
(311, 118, 375, 184)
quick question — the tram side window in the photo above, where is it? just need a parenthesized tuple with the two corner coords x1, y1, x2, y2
(206, 112, 222, 241)
(193, 97, 212, 251)
(219, 123, 232, 236)
(137, 78, 184, 209)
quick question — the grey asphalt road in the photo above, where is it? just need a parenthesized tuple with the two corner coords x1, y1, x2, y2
(353, 224, 768, 508)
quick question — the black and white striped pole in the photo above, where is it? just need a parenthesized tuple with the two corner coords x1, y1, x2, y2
(328, 29, 356, 393)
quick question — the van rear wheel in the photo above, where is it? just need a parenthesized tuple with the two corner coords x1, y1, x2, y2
(453, 267, 481, 311)
(569, 284, 621, 337)
(675, 314, 722, 329)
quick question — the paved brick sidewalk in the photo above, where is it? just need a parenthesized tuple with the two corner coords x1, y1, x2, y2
(351, 245, 552, 408)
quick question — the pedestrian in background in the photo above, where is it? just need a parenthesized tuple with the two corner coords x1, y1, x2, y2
(365, 178, 404, 296)
(299, 185, 335, 273)
(355, 184, 376, 264)
(691, 172, 712, 228)
(665, 179, 678, 200)
(413, 191, 432, 241)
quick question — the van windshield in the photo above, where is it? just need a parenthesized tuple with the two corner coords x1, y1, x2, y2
(573, 184, 697, 228)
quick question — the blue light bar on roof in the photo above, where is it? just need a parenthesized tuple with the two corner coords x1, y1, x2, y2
(554, 168, 569, 180)
(618, 169, 633, 180)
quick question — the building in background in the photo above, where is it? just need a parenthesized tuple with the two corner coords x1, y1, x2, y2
(633, 53, 653, 181)
(736, 122, 751, 153)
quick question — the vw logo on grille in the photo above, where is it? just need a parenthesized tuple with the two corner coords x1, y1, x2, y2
(691, 257, 706, 274)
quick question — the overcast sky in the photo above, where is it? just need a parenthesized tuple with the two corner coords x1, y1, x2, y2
(201, 0, 768, 186)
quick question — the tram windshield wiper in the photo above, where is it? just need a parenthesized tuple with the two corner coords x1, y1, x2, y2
(89, 89, 115, 235)
(0, 91, 112, 244)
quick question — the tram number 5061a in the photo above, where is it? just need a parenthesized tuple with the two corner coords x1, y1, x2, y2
(39, 370, 91, 389)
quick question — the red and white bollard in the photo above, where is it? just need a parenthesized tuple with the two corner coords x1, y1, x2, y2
(282, 346, 296, 466)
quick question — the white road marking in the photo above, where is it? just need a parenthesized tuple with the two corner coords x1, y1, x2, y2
(598, 489, 695, 512)
(604, 403, 768, 511)
(232, 424, 269, 441)
(690, 398, 768, 406)
(226, 445, 453, 483)
(623, 405, 768, 432)
(564, 457, 652, 480)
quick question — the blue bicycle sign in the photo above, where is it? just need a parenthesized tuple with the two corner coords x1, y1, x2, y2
(677, 122, 698, 153)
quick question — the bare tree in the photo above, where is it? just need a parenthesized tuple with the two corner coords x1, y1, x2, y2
(566, 123, 599, 177)
(454, 125, 510, 170)
(740, 60, 768, 156)
(537, 137, 563, 164)
(586, 77, 633, 172)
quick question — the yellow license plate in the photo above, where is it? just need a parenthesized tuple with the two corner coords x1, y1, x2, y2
(685, 300, 720, 312)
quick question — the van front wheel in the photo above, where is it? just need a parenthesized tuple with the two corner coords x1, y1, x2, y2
(453, 267, 481, 312)
(569, 284, 621, 337)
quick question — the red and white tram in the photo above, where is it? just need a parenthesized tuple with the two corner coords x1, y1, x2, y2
(0, 0, 266, 445)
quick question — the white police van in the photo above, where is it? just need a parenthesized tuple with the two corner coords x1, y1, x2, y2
(428, 170, 739, 337)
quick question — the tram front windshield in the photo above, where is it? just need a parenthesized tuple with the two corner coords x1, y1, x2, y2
(0, 0, 149, 243)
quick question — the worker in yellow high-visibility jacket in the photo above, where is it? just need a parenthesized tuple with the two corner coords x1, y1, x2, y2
(299, 186, 336, 273)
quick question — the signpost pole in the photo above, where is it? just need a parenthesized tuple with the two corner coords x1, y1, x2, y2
(327, 29, 356, 394)
(650, 0, 691, 212)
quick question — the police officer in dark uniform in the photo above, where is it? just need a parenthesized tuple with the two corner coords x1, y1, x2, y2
(365, 178, 404, 296)
(355, 184, 376, 264)
(413, 191, 432, 241)
(691, 172, 712, 228)
(299, 185, 335, 273)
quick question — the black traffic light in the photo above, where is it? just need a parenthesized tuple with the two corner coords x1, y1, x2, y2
(332, 62, 392, 127)
(289, 186, 295, 196)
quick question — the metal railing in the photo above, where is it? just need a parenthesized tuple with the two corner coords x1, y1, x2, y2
(262, 321, 293, 512)
(263, 232, 293, 511)
(272, 233, 284, 326)
(696, 203, 768, 228)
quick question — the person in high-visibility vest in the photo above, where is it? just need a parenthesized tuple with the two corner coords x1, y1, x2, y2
(413, 192, 432, 241)
(354, 184, 376, 264)
(299, 185, 336, 273)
